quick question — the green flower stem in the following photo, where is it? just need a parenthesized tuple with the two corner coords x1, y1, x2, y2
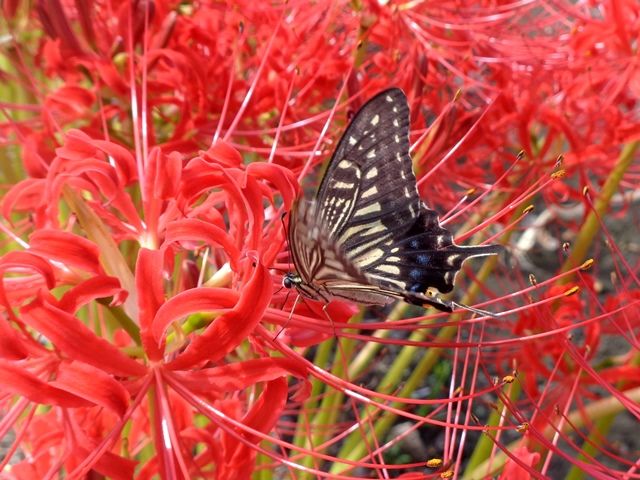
(255, 452, 273, 480)
(347, 301, 409, 379)
(295, 310, 365, 477)
(292, 335, 335, 448)
(96, 298, 141, 346)
(462, 377, 522, 478)
(63, 186, 139, 319)
(559, 141, 639, 280)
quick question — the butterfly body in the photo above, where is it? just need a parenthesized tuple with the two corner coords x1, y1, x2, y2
(285, 88, 501, 313)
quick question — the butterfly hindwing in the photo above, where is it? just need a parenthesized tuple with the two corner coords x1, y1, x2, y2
(364, 207, 503, 305)
(287, 199, 393, 304)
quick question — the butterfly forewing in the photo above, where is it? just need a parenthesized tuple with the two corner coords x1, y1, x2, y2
(318, 90, 422, 247)
(287, 88, 502, 311)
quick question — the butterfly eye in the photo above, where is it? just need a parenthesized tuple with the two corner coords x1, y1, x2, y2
(283, 274, 298, 289)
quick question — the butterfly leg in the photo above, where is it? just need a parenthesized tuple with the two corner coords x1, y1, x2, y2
(321, 303, 338, 340)
(274, 294, 302, 340)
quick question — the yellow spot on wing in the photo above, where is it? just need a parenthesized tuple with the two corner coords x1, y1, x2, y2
(356, 248, 385, 267)
(365, 167, 378, 179)
(376, 264, 401, 275)
(361, 186, 378, 198)
(353, 203, 381, 217)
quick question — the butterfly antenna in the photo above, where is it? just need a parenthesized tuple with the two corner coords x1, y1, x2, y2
(280, 211, 295, 273)
(279, 287, 291, 309)
(451, 300, 502, 318)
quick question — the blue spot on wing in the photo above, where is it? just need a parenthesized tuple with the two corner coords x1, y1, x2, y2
(416, 253, 430, 265)
(409, 269, 423, 280)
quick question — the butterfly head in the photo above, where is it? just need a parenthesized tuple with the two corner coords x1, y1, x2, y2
(282, 272, 302, 290)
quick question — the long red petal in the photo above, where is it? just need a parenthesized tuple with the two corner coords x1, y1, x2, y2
(0, 359, 92, 408)
(29, 229, 102, 274)
(62, 129, 137, 185)
(57, 275, 127, 313)
(0, 319, 29, 360)
(1, 178, 46, 219)
(165, 219, 241, 270)
(51, 360, 130, 417)
(167, 261, 272, 370)
(151, 287, 238, 344)
(246, 162, 299, 210)
(136, 248, 166, 361)
(21, 295, 146, 377)
(172, 357, 308, 395)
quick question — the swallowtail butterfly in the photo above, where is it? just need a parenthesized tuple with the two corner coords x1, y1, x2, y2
(283, 88, 502, 313)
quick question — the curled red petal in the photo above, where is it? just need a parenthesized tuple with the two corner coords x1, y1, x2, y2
(44, 85, 95, 120)
(151, 287, 238, 343)
(62, 129, 136, 185)
(241, 377, 287, 444)
(29, 229, 102, 274)
(172, 357, 308, 395)
(240, 174, 264, 251)
(202, 140, 243, 167)
(167, 261, 272, 370)
(51, 360, 130, 417)
(246, 162, 300, 210)
(218, 377, 288, 478)
(1, 178, 45, 219)
(165, 219, 241, 271)
(57, 275, 127, 313)
(0, 251, 57, 326)
(0, 251, 56, 290)
(21, 295, 146, 377)
(57, 158, 120, 200)
(180, 160, 246, 226)
(0, 320, 30, 360)
(0, 359, 92, 408)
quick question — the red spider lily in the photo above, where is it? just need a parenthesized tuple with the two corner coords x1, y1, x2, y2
(1, 1, 639, 479)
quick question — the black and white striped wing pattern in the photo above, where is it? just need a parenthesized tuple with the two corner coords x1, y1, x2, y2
(287, 88, 501, 311)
